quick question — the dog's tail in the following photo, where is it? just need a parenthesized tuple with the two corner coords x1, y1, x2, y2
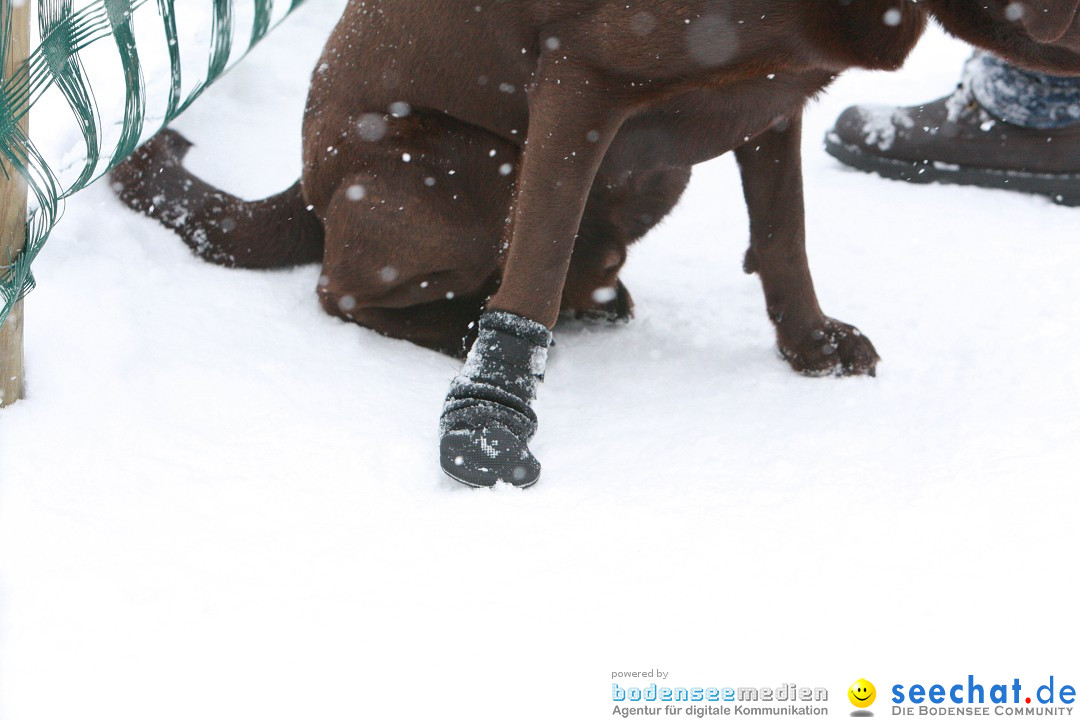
(109, 129, 324, 269)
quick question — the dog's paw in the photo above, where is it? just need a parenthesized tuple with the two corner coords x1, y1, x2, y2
(440, 309, 550, 488)
(778, 318, 880, 377)
(440, 423, 541, 488)
(568, 279, 634, 322)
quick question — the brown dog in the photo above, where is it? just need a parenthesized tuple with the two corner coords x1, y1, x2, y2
(112, 0, 1080, 486)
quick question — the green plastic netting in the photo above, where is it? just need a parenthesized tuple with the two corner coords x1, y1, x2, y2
(0, 0, 308, 328)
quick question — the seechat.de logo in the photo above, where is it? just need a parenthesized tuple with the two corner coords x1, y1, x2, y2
(850, 679, 878, 716)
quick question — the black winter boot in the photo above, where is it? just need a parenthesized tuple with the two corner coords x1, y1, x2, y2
(825, 60, 1080, 206)
(440, 310, 552, 488)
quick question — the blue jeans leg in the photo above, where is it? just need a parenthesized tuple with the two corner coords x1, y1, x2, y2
(967, 52, 1080, 129)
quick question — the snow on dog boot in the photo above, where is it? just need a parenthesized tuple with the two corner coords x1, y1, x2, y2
(440, 310, 552, 488)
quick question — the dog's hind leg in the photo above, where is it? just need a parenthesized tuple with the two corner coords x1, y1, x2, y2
(562, 166, 692, 320)
(735, 114, 880, 376)
(328, 291, 495, 358)
(312, 113, 518, 356)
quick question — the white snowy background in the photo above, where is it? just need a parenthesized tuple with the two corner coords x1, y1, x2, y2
(1, 2, 1078, 719)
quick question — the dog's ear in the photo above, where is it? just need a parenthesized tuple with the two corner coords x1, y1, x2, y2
(1018, 0, 1080, 43)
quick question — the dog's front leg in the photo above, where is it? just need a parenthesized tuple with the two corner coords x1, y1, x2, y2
(735, 114, 880, 376)
(439, 62, 627, 488)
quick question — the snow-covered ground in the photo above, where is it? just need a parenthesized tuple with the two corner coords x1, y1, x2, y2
(2, 3, 1078, 719)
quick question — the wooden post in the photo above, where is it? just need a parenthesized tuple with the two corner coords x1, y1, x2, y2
(1, 0, 29, 407)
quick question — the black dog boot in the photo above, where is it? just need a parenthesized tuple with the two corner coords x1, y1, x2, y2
(440, 310, 552, 488)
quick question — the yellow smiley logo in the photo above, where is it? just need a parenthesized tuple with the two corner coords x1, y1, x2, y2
(849, 679, 876, 709)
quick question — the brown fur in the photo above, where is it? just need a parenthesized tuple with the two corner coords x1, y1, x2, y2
(112, 0, 1080, 367)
